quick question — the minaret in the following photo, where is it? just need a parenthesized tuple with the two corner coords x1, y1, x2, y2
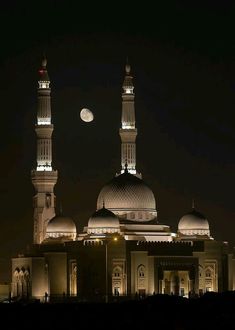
(119, 60, 141, 177)
(31, 57, 58, 244)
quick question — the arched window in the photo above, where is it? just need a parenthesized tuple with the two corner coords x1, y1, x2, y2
(112, 266, 123, 295)
(14, 268, 20, 278)
(137, 264, 146, 294)
(138, 265, 145, 278)
(113, 266, 122, 278)
(19, 270, 24, 288)
(70, 262, 77, 296)
(13, 267, 30, 298)
(205, 268, 212, 278)
(20, 267, 30, 297)
(13, 268, 20, 297)
(205, 266, 214, 292)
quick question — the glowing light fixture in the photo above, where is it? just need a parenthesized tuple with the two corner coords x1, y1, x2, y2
(39, 81, 50, 89)
(121, 168, 136, 175)
(38, 119, 51, 125)
(37, 165, 52, 171)
(122, 124, 135, 129)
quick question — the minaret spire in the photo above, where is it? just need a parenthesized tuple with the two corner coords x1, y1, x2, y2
(119, 59, 141, 178)
(31, 56, 58, 244)
(192, 198, 195, 210)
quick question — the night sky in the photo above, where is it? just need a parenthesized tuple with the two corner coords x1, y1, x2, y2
(1, 1, 235, 281)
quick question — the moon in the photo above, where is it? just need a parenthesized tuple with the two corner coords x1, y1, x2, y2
(80, 108, 94, 122)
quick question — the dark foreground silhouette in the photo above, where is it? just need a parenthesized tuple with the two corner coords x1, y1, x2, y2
(2, 292, 235, 329)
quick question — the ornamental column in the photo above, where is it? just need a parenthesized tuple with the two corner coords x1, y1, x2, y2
(31, 57, 58, 244)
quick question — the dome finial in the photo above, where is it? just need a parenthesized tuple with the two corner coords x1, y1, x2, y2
(125, 56, 131, 74)
(59, 203, 63, 215)
(192, 198, 195, 210)
(42, 54, 47, 69)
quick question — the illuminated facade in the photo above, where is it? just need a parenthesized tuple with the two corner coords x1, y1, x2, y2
(11, 58, 235, 301)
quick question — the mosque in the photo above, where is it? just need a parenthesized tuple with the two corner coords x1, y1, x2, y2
(11, 58, 235, 301)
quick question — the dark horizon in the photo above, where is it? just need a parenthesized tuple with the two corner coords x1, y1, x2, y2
(1, 1, 235, 282)
(1, 291, 235, 329)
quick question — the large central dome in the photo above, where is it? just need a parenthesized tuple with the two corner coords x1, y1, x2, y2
(97, 171, 157, 221)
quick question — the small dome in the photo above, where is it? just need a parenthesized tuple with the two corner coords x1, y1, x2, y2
(178, 209, 210, 236)
(97, 171, 157, 221)
(46, 215, 77, 240)
(88, 207, 120, 234)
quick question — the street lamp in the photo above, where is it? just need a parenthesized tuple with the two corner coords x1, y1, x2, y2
(105, 236, 118, 303)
